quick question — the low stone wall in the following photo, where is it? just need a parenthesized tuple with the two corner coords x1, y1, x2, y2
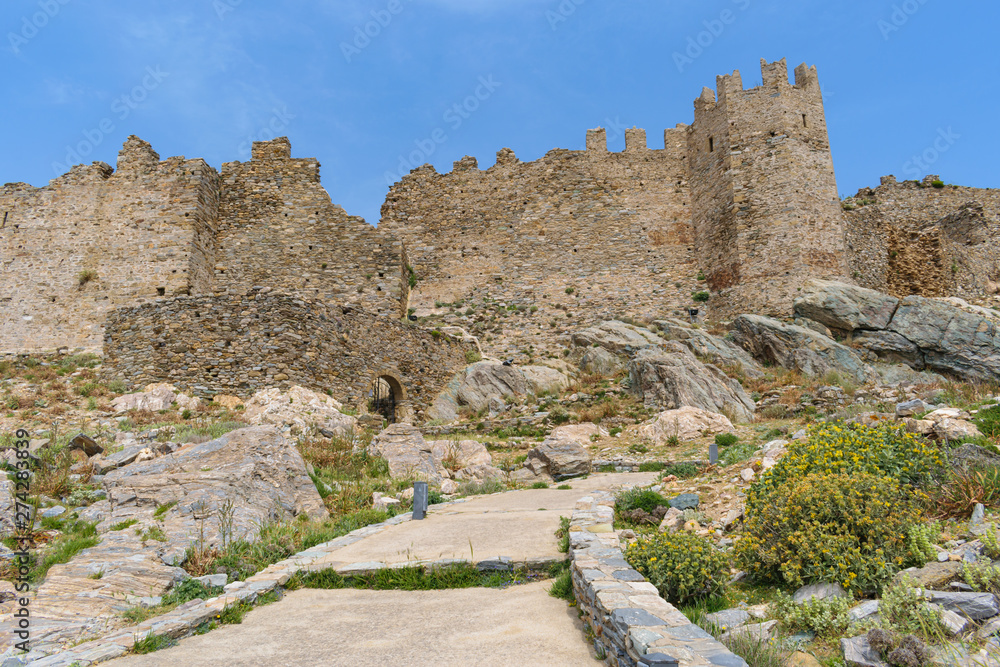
(570, 491, 746, 667)
(102, 289, 471, 419)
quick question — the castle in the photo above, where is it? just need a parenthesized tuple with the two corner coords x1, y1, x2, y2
(2, 57, 998, 405)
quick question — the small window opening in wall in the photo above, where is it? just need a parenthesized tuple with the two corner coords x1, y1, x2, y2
(802, 114, 808, 127)
(708, 137, 714, 152)
(378, 272, 384, 278)
(156, 287, 165, 296)
(309, 245, 313, 250)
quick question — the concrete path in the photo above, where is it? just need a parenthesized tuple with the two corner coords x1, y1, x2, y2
(106, 582, 593, 667)
(310, 472, 656, 570)
(106, 472, 655, 666)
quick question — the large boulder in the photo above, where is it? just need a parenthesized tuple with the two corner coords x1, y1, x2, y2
(102, 425, 328, 541)
(888, 296, 1000, 382)
(517, 424, 601, 482)
(572, 320, 662, 354)
(519, 365, 571, 396)
(370, 425, 503, 486)
(638, 406, 735, 444)
(110, 384, 176, 412)
(731, 314, 874, 385)
(578, 346, 625, 377)
(628, 343, 755, 423)
(654, 318, 764, 379)
(369, 423, 444, 483)
(853, 331, 923, 367)
(243, 385, 357, 437)
(793, 279, 899, 331)
(456, 362, 529, 412)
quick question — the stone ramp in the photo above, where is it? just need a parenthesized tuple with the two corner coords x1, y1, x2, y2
(307, 472, 657, 572)
(104, 582, 595, 667)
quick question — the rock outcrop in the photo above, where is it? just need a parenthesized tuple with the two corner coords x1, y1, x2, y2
(243, 385, 357, 436)
(731, 314, 873, 385)
(793, 279, 899, 332)
(654, 318, 764, 379)
(456, 361, 529, 413)
(638, 406, 735, 444)
(369, 423, 503, 486)
(628, 343, 755, 423)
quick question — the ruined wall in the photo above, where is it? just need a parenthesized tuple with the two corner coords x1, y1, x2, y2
(102, 290, 469, 419)
(215, 138, 408, 318)
(0, 137, 218, 354)
(379, 127, 698, 359)
(688, 59, 845, 318)
(845, 175, 1000, 300)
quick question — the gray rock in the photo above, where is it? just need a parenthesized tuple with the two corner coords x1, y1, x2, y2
(896, 399, 932, 418)
(40, 506, 65, 519)
(111, 386, 176, 413)
(793, 280, 900, 332)
(920, 590, 1000, 620)
(628, 343, 755, 423)
(973, 504, 987, 529)
(525, 437, 591, 480)
(848, 600, 880, 623)
(668, 493, 699, 511)
(793, 582, 849, 603)
(572, 320, 663, 355)
(654, 318, 764, 379)
(894, 561, 963, 589)
(874, 363, 945, 386)
(578, 346, 625, 377)
(104, 425, 328, 543)
(889, 295, 1000, 382)
(0, 480, 14, 534)
(722, 620, 778, 641)
(929, 603, 970, 635)
(841, 635, 889, 667)
(68, 433, 103, 458)
(794, 317, 834, 338)
(193, 574, 228, 588)
(96, 445, 145, 473)
(705, 608, 751, 630)
(731, 314, 874, 384)
(456, 362, 529, 413)
(369, 424, 444, 484)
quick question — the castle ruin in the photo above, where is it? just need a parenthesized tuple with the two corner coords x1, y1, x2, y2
(2, 57, 998, 401)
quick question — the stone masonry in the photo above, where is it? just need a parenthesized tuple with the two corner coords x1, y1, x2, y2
(102, 290, 470, 419)
(2, 57, 998, 362)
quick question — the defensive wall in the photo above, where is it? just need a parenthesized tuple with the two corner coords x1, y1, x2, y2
(2, 56, 997, 371)
(845, 175, 1000, 300)
(102, 290, 470, 419)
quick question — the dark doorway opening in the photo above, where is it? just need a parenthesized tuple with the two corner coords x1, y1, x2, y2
(369, 376, 397, 424)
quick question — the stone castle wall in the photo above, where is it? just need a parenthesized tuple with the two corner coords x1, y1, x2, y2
(0, 136, 219, 353)
(846, 175, 1000, 299)
(102, 290, 470, 418)
(216, 137, 407, 318)
(379, 127, 699, 358)
(687, 59, 845, 318)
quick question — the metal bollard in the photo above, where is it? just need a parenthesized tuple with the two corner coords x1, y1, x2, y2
(412, 481, 428, 520)
(709, 443, 718, 465)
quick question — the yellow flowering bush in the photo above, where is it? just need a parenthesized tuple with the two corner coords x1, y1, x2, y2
(758, 422, 942, 494)
(735, 472, 924, 595)
(624, 531, 729, 604)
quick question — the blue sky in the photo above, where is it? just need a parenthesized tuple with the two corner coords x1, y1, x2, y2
(2, 0, 997, 226)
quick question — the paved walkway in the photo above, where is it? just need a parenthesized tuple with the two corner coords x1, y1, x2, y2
(105, 472, 656, 666)
(106, 582, 593, 667)
(311, 472, 655, 570)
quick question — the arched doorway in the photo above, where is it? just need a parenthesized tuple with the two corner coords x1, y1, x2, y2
(368, 374, 404, 424)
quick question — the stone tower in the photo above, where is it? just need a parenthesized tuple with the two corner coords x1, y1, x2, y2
(687, 58, 845, 317)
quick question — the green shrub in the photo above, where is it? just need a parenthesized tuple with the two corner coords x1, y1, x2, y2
(714, 433, 739, 447)
(906, 522, 941, 567)
(718, 442, 756, 467)
(692, 291, 710, 302)
(556, 516, 570, 554)
(465, 350, 482, 364)
(615, 488, 670, 515)
(984, 524, 1000, 559)
(931, 180, 945, 188)
(531, 481, 549, 489)
(961, 559, 1000, 593)
(975, 405, 1000, 439)
(877, 579, 946, 640)
(759, 422, 941, 491)
(659, 462, 701, 479)
(624, 532, 729, 605)
(736, 472, 924, 594)
(772, 591, 852, 637)
(131, 633, 177, 654)
(638, 461, 665, 472)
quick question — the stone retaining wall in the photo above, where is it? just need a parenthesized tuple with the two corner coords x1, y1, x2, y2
(102, 290, 470, 419)
(569, 490, 746, 667)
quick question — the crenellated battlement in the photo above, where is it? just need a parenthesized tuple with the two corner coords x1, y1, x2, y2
(8, 56, 985, 361)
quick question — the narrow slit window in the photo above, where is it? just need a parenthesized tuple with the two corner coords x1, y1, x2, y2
(802, 114, 808, 127)
(708, 137, 715, 152)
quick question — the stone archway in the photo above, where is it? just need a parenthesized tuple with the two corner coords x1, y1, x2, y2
(368, 372, 406, 424)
